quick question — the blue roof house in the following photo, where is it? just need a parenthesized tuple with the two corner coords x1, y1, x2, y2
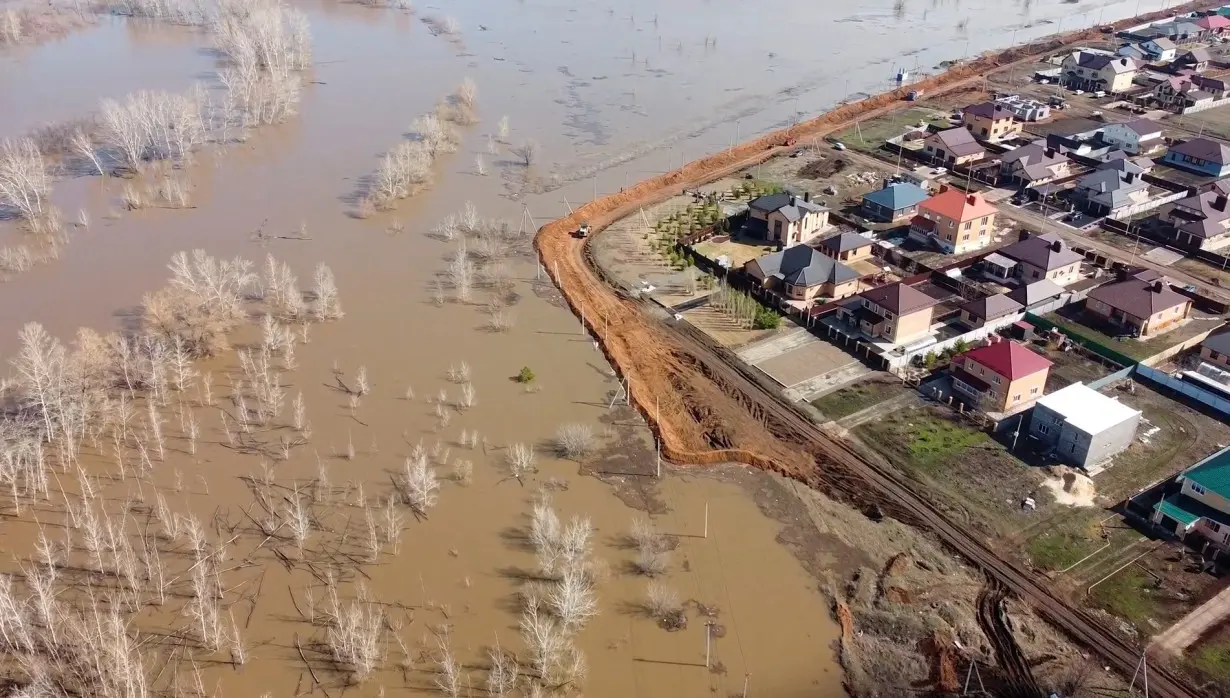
(1152, 445, 1230, 549)
(860, 181, 931, 223)
(1161, 138, 1230, 178)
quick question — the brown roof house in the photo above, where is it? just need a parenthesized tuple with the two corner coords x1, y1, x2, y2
(1086, 269, 1192, 338)
(951, 337, 1053, 412)
(923, 127, 987, 166)
(1198, 327, 1230, 370)
(818, 232, 875, 264)
(837, 282, 941, 345)
(745, 192, 830, 248)
(1164, 190, 1230, 251)
(1007, 278, 1065, 309)
(1061, 52, 1139, 93)
(959, 293, 1025, 329)
(1176, 48, 1212, 73)
(745, 245, 860, 302)
(962, 102, 1023, 143)
(1154, 74, 1230, 110)
(998, 231, 1084, 286)
(999, 144, 1073, 186)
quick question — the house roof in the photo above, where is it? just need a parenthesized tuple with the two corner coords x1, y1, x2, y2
(1180, 48, 1212, 63)
(1156, 494, 1230, 529)
(1182, 445, 1230, 498)
(1115, 119, 1163, 138)
(819, 231, 875, 253)
(862, 181, 930, 211)
(748, 192, 827, 220)
(1088, 275, 1190, 317)
(1035, 382, 1141, 435)
(929, 127, 986, 157)
(1201, 328, 1230, 355)
(1007, 278, 1064, 306)
(1197, 15, 1230, 31)
(750, 245, 859, 288)
(1170, 190, 1230, 239)
(983, 252, 1017, 269)
(957, 339, 1052, 381)
(1069, 52, 1137, 73)
(1148, 37, 1178, 50)
(919, 187, 998, 223)
(860, 282, 940, 315)
(1001, 143, 1070, 181)
(999, 232, 1084, 271)
(960, 293, 1024, 321)
(1168, 138, 1230, 165)
(1076, 166, 1151, 208)
(963, 102, 1013, 120)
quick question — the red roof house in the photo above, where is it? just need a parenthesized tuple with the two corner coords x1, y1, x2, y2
(950, 337, 1053, 412)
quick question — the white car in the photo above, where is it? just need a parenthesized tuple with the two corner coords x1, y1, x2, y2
(833, 142, 847, 151)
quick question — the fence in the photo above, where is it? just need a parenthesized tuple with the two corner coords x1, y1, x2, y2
(1106, 189, 1189, 219)
(1136, 364, 1230, 418)
(1087, 364, 1136, 390)
(1140, 325, 1220, 366)
(1023, 312, 1136, 368)
(1181, 96, 1230, 114)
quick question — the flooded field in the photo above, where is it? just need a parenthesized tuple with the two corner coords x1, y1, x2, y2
(0, 0, 1190, 694)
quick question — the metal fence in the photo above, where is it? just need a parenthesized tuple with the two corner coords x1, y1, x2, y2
(1136, 364, 1230, 419)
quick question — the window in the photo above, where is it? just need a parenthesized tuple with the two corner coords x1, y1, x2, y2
(1038, 424, 1051, 435)
(1013, 394, 1021, 402)
(1212, 351, 1222, 361)
(965, 221, 972, 230)
(1030, 386, 1039, 395)
(962, 234, 970, 241)
(1211, 521, 1223, 534)
(992, 375, 1002, 385)
(1193, 482, 1208, 495)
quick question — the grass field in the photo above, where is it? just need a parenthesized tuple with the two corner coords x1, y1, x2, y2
(811, 380, 902, 420)
(831, 107, 951, 155)
(1026, 529, 1103, 572)
(1090, 566, 1161, 629)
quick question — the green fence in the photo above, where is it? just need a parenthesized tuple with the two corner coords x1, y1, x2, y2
(1023, 312, 1138, 368)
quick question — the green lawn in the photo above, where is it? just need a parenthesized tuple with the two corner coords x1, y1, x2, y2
(1090, 567, 1160, 629)
(1027, 530, 1101, 572)
(811, 381, 901, 420)
(905, 417, 988, 471)
(1191, 641, 1230, 683)
(832, 107, 950, 155)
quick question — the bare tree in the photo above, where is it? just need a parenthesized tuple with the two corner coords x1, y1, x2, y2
(512, 139, 540, 166)
(547, 568, 598, 631)
(497, 115, 510, 142)
(555, 424, 595, 460)
(0, 138, 50, 221)
(400, 450, 439, 514)
(506, 443, 536, 482)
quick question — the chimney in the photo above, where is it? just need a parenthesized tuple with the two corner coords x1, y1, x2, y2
(1050, 240, 1063, 252)
(1120, 58, 1128, 66)
(1216, 194, 1228, 211)
(790, 195, 797, 206)
(1045, 147, 1056, 158)
(803, 191, 811, 203)
(1152, 280, 1166, 293)
(966, 194, 978, 206)
(1019, 230, 1032, 242)
(939, 184, 951, 194)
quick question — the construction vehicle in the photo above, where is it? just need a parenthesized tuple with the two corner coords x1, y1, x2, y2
(574, 222, 590, 239)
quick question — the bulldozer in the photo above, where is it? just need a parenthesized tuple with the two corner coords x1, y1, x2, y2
(573, 222, 590, 239)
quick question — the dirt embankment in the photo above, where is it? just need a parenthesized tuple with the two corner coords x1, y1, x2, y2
(533, 1, 1214, 477)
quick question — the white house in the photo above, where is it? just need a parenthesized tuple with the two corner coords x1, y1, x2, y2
(1100, 119, 1164, 155)
(1142, 37, 1178, 62)
(995, 95, 1051, 122)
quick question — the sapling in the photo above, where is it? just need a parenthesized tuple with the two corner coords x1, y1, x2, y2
(645, 581, 684, 624)
(506, 443, 536, 481)
(475, 154, 487, 176)
(555, 423, 595, 460)
(547, 567, 599, 631)
(497, 115, 510, 142)
(458, 383, 476, 409)
(434, 634, 462, 697)
(382, 496, 403, 552)
(447, 361, 471, 383)
(452, 459, 473, 485)
(400, 452, 439, 514)
(486, 642, 520, 697)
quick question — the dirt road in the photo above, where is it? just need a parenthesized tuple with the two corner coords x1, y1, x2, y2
(533, 4, 1215, 695)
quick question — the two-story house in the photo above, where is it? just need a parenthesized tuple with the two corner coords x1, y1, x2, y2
(958, 294, 1024, 330)
(922, 127, 986, 166)
(909, 186, 998, 254)
(1061, 51, 1139, 93)
(1153, 74, 1230, 111)
(994, 95, 1051, 122)
(1175, 47, 1212, 73)
(1152, 445, 1230, 551)
(744, 245, 860, 302)
(837, 282, 940, 345)
(1085, 269, 1192, 337)
(1195, 14, 1230, 38)
(999, 144, 1073, 187)
(998, 231, 1084, 286)
(1143, 37, 1178, 61)
(1031, 382, 1142, 469)
(1162, 138, 1230, 177)
(1071, 159, 1152, 218)
(1163, 190, 1230, 250)
(745, 192, 830, 247)
(951, 337, 1052, 412)
(962, 102, 1022, 143)
(1100, 119, 1164, 155)
(1198, 328, 1230, 370)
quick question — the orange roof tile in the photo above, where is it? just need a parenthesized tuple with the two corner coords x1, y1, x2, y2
(919, 188, 998, 224)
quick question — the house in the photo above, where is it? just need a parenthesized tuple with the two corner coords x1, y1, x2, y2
(1151, 446, 1230, 550)
(1086, 269, 1192, 337)
(1071, 160, 1152, 217)
(1117, 43, 1148, 61)
(1196, 13, 1230, 37)
(860, 181, 930, 223)
(1060, 51, 1139, 93)
(909, 186, 999, 254)
(1144, 36, 1179, 61)
(1007, 278, 1065, 309)
(1000, 144, 1073, 187)
(994, 95, 1051, 122)
(1153, 74, 1230, 110)
(923, 127, 987, 166)
(958, 293, 1024, 329)
(1198, 329, 1230, 369)
(745, 245, 860, 301)
(951, 338, 1052, 412)
(1162, 138, 1230, 177)
(1029, 382, 1142, 469)
(962, 102, 1022, 143)
(979, 252, 1018, 284)
(745, 192, 830, 247)
(998, 231, 1084, 286)
(837, 282, 940, 345)
(1163, 190, 1230, 250)
(1036, 118, 1106, 155)
(818, 232, 876, 263)
(1100, 119, 1163, 155)
(1176, 48, 1212, 73)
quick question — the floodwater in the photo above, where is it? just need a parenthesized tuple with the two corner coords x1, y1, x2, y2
(0, 0, 1184, 694)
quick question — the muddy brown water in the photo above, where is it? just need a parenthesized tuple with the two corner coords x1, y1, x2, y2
(0, 0, 1183, 694)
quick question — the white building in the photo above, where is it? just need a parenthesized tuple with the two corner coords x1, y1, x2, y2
(994, 95, 1051, 122)
(1100, 119, 1164, 155)
(1027, 383, 1142, 469)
